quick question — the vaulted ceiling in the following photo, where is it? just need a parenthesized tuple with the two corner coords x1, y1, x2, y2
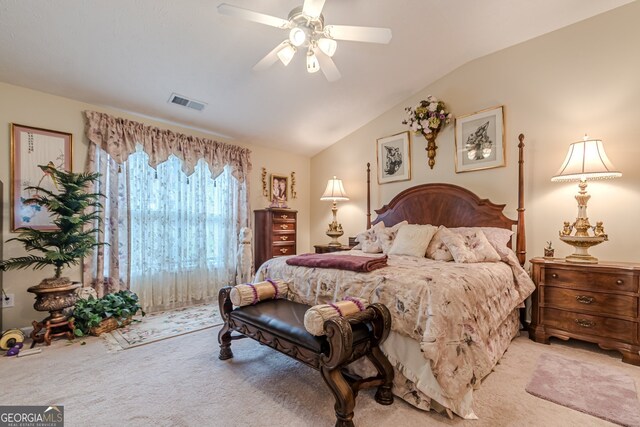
(0, 0, 632, 156)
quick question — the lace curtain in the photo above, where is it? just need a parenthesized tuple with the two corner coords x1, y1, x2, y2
(82, 111, 251, 312)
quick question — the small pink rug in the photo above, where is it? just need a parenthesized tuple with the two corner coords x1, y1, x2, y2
(526, 353, 640, 426)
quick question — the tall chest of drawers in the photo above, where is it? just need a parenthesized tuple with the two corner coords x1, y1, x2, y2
(529, 257, 640, 365)
(254, 208, 297, 269)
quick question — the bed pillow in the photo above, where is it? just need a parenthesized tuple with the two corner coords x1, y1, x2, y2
(440, 228, 501, 263)
(455, 227, 513, 250)
(375, 221, 408, 254)
(426, 226, 454, 261)
(388, 224, 438, 257)
(353, 222, 385, 253)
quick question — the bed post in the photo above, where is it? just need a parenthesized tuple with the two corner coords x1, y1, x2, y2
(366, 162, 371, 229)
(516, 134, 526, 266)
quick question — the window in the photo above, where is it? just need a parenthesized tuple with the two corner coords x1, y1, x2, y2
(126, 149, 243, 311)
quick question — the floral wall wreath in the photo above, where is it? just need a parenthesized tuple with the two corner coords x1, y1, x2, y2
(402, 95, 452, 169)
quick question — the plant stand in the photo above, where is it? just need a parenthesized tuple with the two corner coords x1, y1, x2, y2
(30, 317, 75, 348)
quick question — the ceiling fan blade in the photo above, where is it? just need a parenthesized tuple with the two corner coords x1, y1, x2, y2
(313, 47, 341, 82)
(302, 0, 326, 18)
(324, 25, 392, 44)
(218, 3, 289, 29)
(253, 41, 289, 71)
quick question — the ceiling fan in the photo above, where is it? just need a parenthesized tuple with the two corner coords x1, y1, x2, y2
(217, 0, 392, 82)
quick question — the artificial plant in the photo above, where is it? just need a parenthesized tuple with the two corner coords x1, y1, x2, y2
(73, 291, 145, 336)
(0, 164, 103, 279)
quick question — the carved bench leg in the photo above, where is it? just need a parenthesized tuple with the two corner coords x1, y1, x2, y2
(218, 286, 234, 360)
(367, 347, 394, 405)
(218, 323, 233, 360)
(321, 366, 356, 427)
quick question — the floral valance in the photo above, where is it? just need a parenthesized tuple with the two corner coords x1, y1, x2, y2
(84, 111, 251, 182)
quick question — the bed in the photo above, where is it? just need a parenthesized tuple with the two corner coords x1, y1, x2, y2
(254, 135, 534, 419)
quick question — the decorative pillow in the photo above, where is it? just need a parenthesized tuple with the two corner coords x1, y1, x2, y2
(353, 222, 385, 252)
(388, 224, 438, 257)
(230, 279, 288, 306)
(440, 229, 501, 263)
(455, 227, 512, 249)
(303, 297, 367, 336)
(426, 226, 454, 261)
(375, 221, 408, 254)
(451, 226, 514, 260)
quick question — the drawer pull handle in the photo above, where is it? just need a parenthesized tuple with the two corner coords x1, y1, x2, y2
(575, 318, 595, 328)
(280, 248, 288, 254)
(280, 236, 288, 241)
(280, 214, 288, 219)
(280, 224, 289, 230)
(576, 295, 594, 304)
(616, 279, 624, 285)
(551, 273, 558, 279)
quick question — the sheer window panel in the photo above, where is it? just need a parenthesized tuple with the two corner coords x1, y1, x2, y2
(127, 149, 243, 312)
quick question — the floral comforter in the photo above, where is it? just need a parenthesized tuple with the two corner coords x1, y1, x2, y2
(255, 250, 534, 413)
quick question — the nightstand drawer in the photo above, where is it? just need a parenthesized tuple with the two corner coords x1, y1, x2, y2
(545, 287, 637, 318)
(544, 268, 637, 293)
(543, 308, 636, 343)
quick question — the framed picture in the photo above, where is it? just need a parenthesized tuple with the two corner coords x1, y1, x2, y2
(10, 123, 73, 231)
(377, 131, 411, 184)
(269, 174, 289, 208)
(454, 106, 505, 173)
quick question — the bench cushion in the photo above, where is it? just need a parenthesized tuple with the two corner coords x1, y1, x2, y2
(230, 299, 372, 353)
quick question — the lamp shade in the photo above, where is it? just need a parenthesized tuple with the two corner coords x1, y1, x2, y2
(551, 138, 621, 182)
(277, 43, 296, 66)
(320, 176, 348, 201)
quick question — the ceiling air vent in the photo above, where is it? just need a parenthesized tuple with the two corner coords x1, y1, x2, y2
(168, 93, 207, 111)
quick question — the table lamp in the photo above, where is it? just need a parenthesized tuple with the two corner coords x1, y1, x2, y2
(551, 135, 621, 263)
(320, 176, 349, 247)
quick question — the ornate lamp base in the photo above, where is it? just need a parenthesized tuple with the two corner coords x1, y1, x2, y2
(326, 200, 344, 247)
(559, 235, 606, 264)
(326, 225, 344, 247)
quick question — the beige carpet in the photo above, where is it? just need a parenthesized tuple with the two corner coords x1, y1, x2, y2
(1, 329, 639, 427)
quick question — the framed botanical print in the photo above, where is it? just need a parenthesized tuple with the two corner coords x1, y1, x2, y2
(377, 131, 411, 184)
(454, 106, 505, 173)
(10, 123, 73, 230)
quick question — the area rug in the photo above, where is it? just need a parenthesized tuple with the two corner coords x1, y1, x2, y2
(105, 303, 222, 350)
(526, 352, 640, 426)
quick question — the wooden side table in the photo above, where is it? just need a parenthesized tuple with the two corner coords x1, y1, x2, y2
(314, 244, 353, 254)
(529, 257, 640, 365)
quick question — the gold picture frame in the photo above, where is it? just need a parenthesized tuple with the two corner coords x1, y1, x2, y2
(269, 174, 289, 208)
(377, 131, 411, 184)
(10, 123, 73, 231)
(454, 106, 505, 173)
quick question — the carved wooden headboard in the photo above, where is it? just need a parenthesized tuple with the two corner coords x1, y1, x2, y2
(367, 134, 526, 265)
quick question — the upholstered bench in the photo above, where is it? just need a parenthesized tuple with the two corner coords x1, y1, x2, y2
(217, 287, 394, 427)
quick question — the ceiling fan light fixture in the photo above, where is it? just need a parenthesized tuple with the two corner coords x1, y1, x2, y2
(306, 50, 320, 73)
(289, 27, 306, 47)
(317, 38, 337, 57)
(277, 43, 296, 66)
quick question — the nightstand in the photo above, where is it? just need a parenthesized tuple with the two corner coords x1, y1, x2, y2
(314, 244, 353, 254)
(529, 257, 640, 365)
